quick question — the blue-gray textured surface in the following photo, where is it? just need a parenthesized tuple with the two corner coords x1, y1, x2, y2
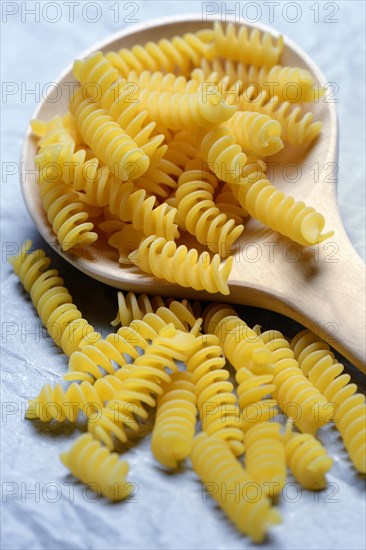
(1, 1, 365, 549)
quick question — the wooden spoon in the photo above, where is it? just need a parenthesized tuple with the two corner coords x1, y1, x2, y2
(21, 15, 365, 371)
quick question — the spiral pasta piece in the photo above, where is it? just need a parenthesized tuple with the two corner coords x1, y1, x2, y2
(206, 22, 283, 68)
(111, 291, 165, 326)
(235, 367, 277, 432)
(245, 422, 286, 496)
(73, 51, 119, 97)
(88, 326, 195, 450)
(191, 432, 281, 542)
(101, 80, 166, 160)
(106, 180, 179, 240)
(230, 164, 334, 245)
(26, 367, 131, 421)
(291, 330, 366, 473)
(226, 111, 284, 157)
(60, 433, 133, 501)
(285, 423, 333, 489)
(8, 241, 100, 356)
(187, 335, 244, 456)
(64, 325, 150, 383)
(129, 235, 233, 295)
(70, 88, 150, 180)
(236, 85, 322, 146)
(200, 56, 316, 103)
(105, 31, 211, 76)
(197, 126, 247, 184)
(136, 86, 237, 130)
(39, 179, 98, 250)
(151, 372, 197, 468)
(203, 303, 273, 370)
(263, 330, 331, 434)
(176, 169, 244, 255)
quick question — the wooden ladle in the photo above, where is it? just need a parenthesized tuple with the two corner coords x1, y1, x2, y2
(21, 15, 366, 371)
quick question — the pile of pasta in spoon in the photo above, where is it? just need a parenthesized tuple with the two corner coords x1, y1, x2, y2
(31, 22, 334, 296)
(9, 239, 365, 544)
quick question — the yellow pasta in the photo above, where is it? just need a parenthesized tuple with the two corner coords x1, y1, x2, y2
(236, 85, 322, 146)
(230, 163, 334, 245)
(26, 368, 131, 422)
(73, 51, 119, 97)
(88, 325, 195, 449)
(292, 330, 366, 473)
(128, 235, 233, 295)
(263, 330, 331, 434)
(136, 86, 237, 130)
(105, 31, 211, 75)
(126, 70, 201, 94)
(245, 422, 286, 496)
(203, 303, 273, 370)
(236, 367, 277, 433)
(206, 22, 283, 67)
(151, 372, 197, 468)
(176, 169, 244, 255)
(191, 432, 281, 542)
(101, 80, 166, 160)
(226, 111, 284, 157)
(198, 126, 247, 184)
(285, 423, 333, 489)
(187, 334, 245, 456)
(70, 87, 150, 180)
(8, 241, 100, 356)
(60, 433, 133, 501)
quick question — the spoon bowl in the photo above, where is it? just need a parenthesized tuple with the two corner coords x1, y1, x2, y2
(21, 15, 365, 371)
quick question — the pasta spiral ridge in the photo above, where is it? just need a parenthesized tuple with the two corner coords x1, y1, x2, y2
(230, 165, 334, 245)
(203, 303, 273, 370)
(264, 330, 331, 434)
(151, 372, 197, 468)
(26, 368, 131, 422)
(73, 51, 119, 97)
(8, 241, 100, 356)
(236, 85, 322, 146)
(187, 335, 245, 456)
(198, 126, 247, 184)
(285, 422, 333, 489)
(176, 170, 244, 255)
(88, 326, 195, 449)
(291, 331, 366, 473)
(126, 70, 201, 94)
(129, 235, 233, 295)
(136, 86, 237, 130)
(200, 56, 315, 102)
(206, 22, 283, 68)
(105, 180, 179, 240)
(105, 32, 211, 76)
(64, 325, 150, 383)
(60, 433, 133, 501)
(101, 81, 166, 160)
(39, 179, 98, 250)
(245, 422, 286, 496)
(235, 367, 277, 432)
(226, 111, 284, 157)
(70, 88, 150, 181)
(191, 432, 281, 542)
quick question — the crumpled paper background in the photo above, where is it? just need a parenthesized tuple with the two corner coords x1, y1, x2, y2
(1, 1, 365, 549)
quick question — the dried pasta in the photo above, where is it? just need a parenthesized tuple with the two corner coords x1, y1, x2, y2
(245, 422, 286, 496)
(129, 235, 233, 295)
(151, 372, 197, 468)
(191, 432, 281, 542)
(187, 334, 245, 456)
(226, 111, 284, 157)
(8, 241, 100, 356)
(292, 330, 366, 473)
(60, 433, 133, 501)
(235, 367, 277, 432)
